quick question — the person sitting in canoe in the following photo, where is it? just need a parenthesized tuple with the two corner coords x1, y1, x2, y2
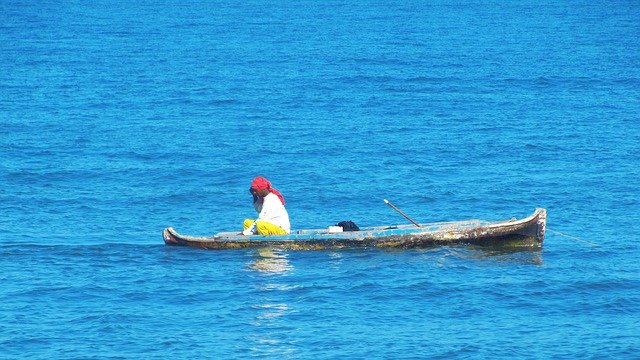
(242, 176, 291, 236)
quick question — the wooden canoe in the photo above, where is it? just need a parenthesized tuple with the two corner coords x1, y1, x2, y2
(163, 208, 546, 250)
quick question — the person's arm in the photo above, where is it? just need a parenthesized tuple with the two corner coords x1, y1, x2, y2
(251, 189, 263, 213)
(242, 195, 274, 235)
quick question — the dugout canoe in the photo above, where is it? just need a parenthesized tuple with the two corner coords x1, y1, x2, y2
(163, 208, 546, 250)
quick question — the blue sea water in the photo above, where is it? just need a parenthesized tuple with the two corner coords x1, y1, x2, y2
(1, 0, 639, 358)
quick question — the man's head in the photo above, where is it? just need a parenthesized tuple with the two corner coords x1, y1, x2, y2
(250, 176, 271, 197)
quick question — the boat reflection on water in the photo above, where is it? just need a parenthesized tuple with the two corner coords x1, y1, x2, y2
(428, 244, 544, 266)
(473, 243, 544, 265)
(246, 248, 296, 358)
(249, 248, 293, 274)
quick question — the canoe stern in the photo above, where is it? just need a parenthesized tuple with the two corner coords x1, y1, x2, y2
(536, 208, 547, 243)
(163, 227, 180, 246)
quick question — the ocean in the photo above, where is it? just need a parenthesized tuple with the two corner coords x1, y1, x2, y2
(1, 1, 639, 358)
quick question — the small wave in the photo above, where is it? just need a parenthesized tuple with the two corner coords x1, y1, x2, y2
(208, 99, 241, 106)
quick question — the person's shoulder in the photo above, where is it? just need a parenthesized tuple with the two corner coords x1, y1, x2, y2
(265, 192, 278, 201)
(265, 192, 282, 205)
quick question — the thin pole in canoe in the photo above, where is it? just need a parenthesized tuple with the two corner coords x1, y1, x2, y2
(384, 199, 422, 228)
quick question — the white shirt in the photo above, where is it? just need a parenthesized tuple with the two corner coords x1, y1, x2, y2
(244, 192, 290, 235)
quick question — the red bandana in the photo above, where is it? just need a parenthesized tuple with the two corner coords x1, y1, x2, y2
(250, 176, 285, 205)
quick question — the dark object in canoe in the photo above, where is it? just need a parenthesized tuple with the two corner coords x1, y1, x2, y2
(163, 208, 546, 250)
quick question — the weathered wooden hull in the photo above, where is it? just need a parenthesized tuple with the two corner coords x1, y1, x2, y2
(163, 208, 546, 250)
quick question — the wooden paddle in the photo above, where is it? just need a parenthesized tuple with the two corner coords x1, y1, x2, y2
(384, 199, 422, 228)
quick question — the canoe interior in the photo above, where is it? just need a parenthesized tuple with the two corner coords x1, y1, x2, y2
(164, 208, 546, 250)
